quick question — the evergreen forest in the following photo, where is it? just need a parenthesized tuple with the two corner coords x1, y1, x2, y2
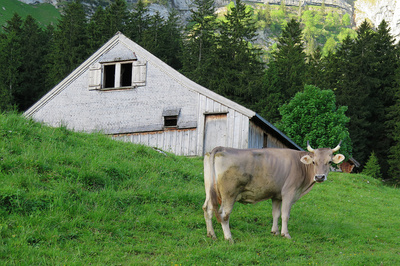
(1, 0, 400, 181)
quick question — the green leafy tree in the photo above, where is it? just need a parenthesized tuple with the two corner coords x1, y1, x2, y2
(362, 152, 382, 179)
(278, 85, 352, 158)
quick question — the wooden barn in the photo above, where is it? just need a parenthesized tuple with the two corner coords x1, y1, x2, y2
(24, 32, 301, 156)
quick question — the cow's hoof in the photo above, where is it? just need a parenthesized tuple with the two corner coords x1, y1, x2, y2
(281, 233, 292, 239)
(207, 233, 217, 240)
(226, 238, 234, 244)
(271, 231, 280, 236)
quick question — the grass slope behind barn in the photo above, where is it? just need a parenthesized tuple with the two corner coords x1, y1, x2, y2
(0, 113, 399, 265)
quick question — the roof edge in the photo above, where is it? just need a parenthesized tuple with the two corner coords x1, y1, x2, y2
(24, 33, 121, 117)
(252, 113, 303, 151)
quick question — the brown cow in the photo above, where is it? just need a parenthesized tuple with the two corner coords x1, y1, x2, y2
(202, 141, 345, 243)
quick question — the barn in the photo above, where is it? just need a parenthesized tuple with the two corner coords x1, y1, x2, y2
(24, 32, 301, 156)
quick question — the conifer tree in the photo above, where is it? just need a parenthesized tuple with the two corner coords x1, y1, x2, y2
(259, 18, 306, 122)
(16, 15, 50, 110)
(362, 152, 382, 179)
(0, 13, 23, 110)
(330, 20, 398, 174)
(128, 0, 150, 44)
(88, 6, 108, 52)
(46, 0, 89, 88)
(212, 0, 264, 106)
(181, 0, 218, 85)
(105, 0, 130, 36)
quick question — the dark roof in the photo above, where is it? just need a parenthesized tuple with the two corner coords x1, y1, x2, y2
(252, 113, 303, 151)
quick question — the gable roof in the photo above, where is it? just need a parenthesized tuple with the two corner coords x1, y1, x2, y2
(24, 32, 302, 151)
(25, 32, 254, 119)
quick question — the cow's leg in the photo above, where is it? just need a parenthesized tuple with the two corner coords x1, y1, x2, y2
(202, 153, 217, 239)
(202, 198, 217, 239)
(219, 199, 235, 243)
(271, 199, 281, 236)
(280, 197, 294, 239)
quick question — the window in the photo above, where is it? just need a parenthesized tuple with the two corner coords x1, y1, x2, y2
(164, 116, 178, 127)
(88, 61, 147, 90)
(163, 108, 181, 128)
(104, 64, 116, 88)
(120, 63, 133, 87)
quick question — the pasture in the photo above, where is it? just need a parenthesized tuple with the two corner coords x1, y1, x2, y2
(0, 113, 399, 265)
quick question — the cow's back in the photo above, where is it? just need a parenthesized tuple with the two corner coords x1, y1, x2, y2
(213, 147, 304, 204)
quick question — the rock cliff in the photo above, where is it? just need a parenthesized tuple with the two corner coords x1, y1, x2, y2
(17, 0, 400, 41)
(354, 0, 400, 41)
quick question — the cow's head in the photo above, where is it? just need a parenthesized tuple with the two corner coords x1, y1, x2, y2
(300, 141, 345, 183)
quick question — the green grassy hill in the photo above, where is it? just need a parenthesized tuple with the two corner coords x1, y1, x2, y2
(0, 113, 399, 264)
(0, 0, 60, 30)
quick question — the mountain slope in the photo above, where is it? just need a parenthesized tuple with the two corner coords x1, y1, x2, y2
(0, 113, 399, 264)
(0, 0, 60, 30)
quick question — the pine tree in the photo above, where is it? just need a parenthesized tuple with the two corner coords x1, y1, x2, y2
(16, 15, 50, 111)
(104, 0, 130, 36)
(362, 152, 382, 179)
(212, 0, 264, 106)
(371, 20, 398, 175)
(0, 13, 23, 110)
(181, 0, 218, 85)
(128, 0, 150, 44)
(329, 20, 398, 175)
(46, 0, 89, 88)
(260, 18, 306, 122)
(88, 6, 108, 52)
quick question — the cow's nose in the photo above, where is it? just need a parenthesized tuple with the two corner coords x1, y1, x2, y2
(314, 174, 326, 183)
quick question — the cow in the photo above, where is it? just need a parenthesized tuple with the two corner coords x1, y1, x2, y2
(202, 141, 345, 243)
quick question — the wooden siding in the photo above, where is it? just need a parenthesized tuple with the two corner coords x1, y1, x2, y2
(112, 128, 198, 156)
(248, 121, 287, 149)
(197, 94, 250, 155)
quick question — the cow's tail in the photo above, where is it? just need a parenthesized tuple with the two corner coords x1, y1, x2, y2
(204, 148, 222, 223)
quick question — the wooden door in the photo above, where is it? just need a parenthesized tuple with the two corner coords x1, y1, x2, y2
(203, 113, 227, 155)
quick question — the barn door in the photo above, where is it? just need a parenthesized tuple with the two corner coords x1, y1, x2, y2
(203, 113, 227, 155)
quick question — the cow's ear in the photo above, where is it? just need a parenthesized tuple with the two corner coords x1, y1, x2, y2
(300, 155, 313, 165)
(332, 154, 345, 164)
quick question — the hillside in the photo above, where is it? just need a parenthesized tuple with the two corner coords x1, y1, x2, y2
(0, 0, 60, 30)
(0, 112, 399, 264)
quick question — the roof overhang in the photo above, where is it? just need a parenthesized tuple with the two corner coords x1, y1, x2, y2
(251, 113, 303, 151)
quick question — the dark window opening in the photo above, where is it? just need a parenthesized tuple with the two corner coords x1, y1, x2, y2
(263, 133, 268, 148)
(164, 116, 178, 127)
(104, 64, 115, 88)
(120, 63, 133, 87)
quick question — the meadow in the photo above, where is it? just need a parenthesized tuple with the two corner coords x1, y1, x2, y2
(0, 113, 399, 265)
(0, 0, 60, 30)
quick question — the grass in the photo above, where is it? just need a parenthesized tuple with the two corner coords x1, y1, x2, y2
(0, 0, 60, 30)
(0, 112, 400, 265)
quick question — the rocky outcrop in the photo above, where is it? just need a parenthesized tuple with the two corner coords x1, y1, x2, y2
(354, 0, 400, 41)
(16, 0, 400, 41)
